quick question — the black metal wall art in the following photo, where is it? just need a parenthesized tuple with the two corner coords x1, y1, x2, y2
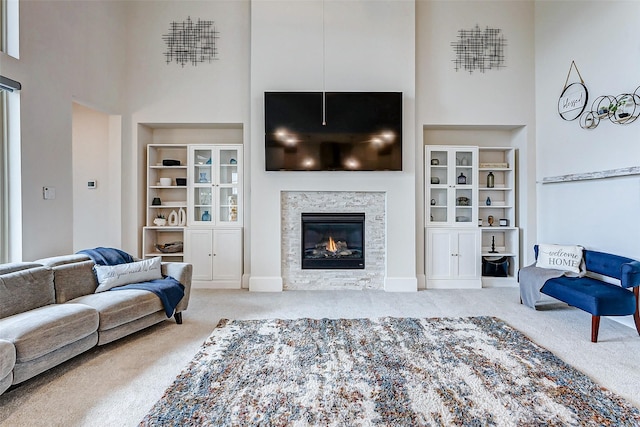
(163, 17, 219, 67)
(452, 25, 506, 74)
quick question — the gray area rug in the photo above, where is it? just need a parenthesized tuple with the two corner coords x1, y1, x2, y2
(140, 317, 640, 426)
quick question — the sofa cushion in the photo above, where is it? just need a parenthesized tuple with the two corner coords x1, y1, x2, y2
(35, 254, 91, 267)
(0, 262, 43, 275)
(0, 266, 55, 319)
(94, 257, 162, 292)
(68, 289, 163, 331)
(51, 260, 98, 303)
(542, 276, 637, 316)
(0, 304, 99, 363)
(0, 339, 15, 382)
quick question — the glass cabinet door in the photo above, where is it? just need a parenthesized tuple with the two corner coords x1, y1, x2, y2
(191, 147, 215, 225)
(428, 149, 449, 224)
(193, 187, 213, 223)
(217, 148, 241, 225)
(453, 149, 474, 225)
(426, 146, 477, 226)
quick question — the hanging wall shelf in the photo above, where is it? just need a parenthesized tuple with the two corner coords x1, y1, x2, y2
(579, 86, 640, 130)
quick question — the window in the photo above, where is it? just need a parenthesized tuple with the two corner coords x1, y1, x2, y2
(0, 90, 6, 262)
(1, 0, 18, 58)
(0, 0, 5, 52)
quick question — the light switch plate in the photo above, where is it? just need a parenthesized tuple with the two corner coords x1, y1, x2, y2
(43, 187, 56, 200)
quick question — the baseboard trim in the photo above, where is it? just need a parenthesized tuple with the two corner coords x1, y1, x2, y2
(384, 277, 418, 292)
(249, 276, 283, 292)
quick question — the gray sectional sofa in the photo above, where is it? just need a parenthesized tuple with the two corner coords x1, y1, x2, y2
(0, 254, 192, 395)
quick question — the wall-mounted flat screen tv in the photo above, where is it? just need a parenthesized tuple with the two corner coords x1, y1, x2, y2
(265, 91, 402, 171)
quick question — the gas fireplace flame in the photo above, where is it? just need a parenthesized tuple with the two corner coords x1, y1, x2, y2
(326, 236, 338, 253)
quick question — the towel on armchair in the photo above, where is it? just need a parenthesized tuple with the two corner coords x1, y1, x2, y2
(518, 263, 566, 308)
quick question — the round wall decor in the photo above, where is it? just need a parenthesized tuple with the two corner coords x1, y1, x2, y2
(558, 82, 588, 121)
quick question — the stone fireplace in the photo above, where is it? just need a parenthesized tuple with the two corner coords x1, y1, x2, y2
(281, 191, 385, 290)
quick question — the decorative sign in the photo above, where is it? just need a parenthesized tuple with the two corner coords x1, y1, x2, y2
(452, 25, 507, 74)
(163, 17, 219, 67)
(558, 61, 588, 121)
(558, 82, 588, 120)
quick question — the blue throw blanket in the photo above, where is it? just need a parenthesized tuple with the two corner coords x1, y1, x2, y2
(77, 247, 134, 266)
(77, 247, 184, 317)
(112, 277, 185, 317)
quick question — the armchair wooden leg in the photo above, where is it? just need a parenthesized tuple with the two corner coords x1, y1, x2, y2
(591, 315, 600, 343)
(633, 287, 640, 336)
(175, 312, 183, 325)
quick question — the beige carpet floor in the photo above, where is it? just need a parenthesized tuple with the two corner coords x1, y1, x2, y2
(1, 287, 639, 426)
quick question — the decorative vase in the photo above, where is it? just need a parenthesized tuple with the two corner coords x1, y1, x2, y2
(487, 171, 495, 188)
(168, 210, 178, 226)
(151, 197, 161, 206)
(199, 172, 208, 183)
(457, 173, 466, 185)
(486, 196, 492, 206)
(201, 210, 211, 221)
(178, 207, 186, 226)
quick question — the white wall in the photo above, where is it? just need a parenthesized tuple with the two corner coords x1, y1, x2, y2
(535, 2, 640, 260)
(72, 103, 121, 251)
(0, 1, 128, 260)
(123, 1, 250, 258)
(249, 0, 417, 291)
(416, 1, 537, 272)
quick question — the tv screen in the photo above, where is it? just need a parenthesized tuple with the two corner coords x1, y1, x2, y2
(265, 91, 402, 171)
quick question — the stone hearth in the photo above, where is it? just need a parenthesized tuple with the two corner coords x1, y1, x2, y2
(281, 191, 386, 290)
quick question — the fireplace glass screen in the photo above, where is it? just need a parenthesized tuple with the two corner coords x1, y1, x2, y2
(301, 213, 365, 269)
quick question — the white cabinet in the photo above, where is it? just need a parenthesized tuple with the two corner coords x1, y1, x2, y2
(185, 228, 243, 288)
(139, 125, 244, 289)
(478, 147, 519, 286)
(188, 145, 242, 227)
(426, 146, 478, 226)
(426, 228, 481, 289)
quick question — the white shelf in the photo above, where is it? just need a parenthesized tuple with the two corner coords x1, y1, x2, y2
(478, 147, 519, 286)
(144, 251, 184, 257)
(480, 226, 517, 230)
(479, 186, 511, 191)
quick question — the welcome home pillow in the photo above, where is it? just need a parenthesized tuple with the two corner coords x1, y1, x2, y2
(94, 257, 162, 292)
(536, 244, 585, 275)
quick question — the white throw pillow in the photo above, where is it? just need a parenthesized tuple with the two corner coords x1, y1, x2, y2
(536, 244, 584, 275)
(94, 257, 162, 292)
